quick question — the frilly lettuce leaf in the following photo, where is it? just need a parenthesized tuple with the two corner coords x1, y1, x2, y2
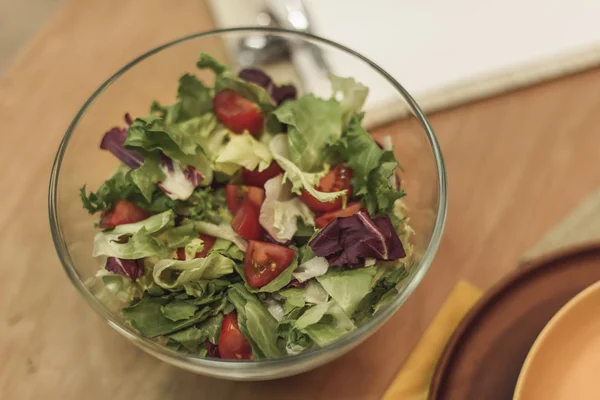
(153, 252, 236, 290)
(181, 187, 231, 224)
(194, 221, 248, 252)
(338, 116, 405, 214)
(273, 94, 342, 172)
(215, 132, 272, 174)
(259, 174, 314, 243)
(329, 74, 369, 125)
(92, 211, 175, 259)
(269, 134, 346, 204)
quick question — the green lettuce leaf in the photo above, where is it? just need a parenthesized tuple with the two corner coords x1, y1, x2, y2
(80, 165, 179, 214)
(181, 186, 231, 224)
(153, 252, 236, 290)
(316, 267, 376, 316)
(183, 278, 229, 305)
(176, 73, 214, 120)
(167, 314, 223, 352)
(151, 73, 213, 124)
(278, 288, 306, 314)
(293, 300, 355, 347)
(194, 221, 248, 251)
(270, 134, 346, 204)
(97, 272, 143, 303)
(259, 174, 314, 242)
(122, 296, 212, 338)
(227, 283, 282, 359)
(129, 153, 167, 202)
(276, 307, 313, 355)
(273, 94, 342, 172)
(125, 115, 208, 160)
(329, 74, 369, 125)
(92, 211, 175, 259)
(352, 265, 409, 324)
(339, 116, 405, 215)
(161, 301, 198, 322)
(214, 132, 272, 174)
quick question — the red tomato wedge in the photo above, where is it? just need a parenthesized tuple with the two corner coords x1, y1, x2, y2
(218, 312, 252, 360)
(315, 202, 363, 229)
(231, 200, 263, 241)
(226, 185, 265, 215)
(176, 234, 217, 260)
(99, 200, 150, 228)
(241, 161, 283, 187)
(244, 241, 295, 287)
(213, 89, 264, 137)
(299, 165, 353, 212)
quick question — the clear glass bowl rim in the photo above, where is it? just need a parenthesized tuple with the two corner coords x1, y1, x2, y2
(48, 27, 447, 374)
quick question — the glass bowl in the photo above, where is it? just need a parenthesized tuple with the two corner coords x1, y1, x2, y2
(48, 27, 446, 380)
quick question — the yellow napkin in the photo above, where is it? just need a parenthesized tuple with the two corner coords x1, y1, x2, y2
(382, 281, 483, 400)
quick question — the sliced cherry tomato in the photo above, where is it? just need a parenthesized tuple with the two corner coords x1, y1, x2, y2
(299, 165, 353, 212)
(225, 185, 265, 215)
(231, 200, 263, 240)
(213, 89, 264, 137)
(241, 161, 284, 187)
(99, 200, 150, 228)
(176, 234, 217, 260)
(315, 202, 363, 228)
(244, 241, 295, 287)
(218, 312, 252, 360)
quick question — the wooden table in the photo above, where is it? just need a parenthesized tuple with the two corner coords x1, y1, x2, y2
(2, 1, 600, 399)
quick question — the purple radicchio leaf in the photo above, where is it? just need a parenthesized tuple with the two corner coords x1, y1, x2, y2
(105, 257, 144, 281)
(271, 84, 297, 105)
(99, 114, 143, 169)
(238, 68, 297, 106)
(205, 340, 220, 358)
(156, 156, 203, 200)
(309, 211, 405, 267)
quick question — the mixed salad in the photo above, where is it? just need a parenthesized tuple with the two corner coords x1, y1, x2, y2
(80, 53, 414, 360)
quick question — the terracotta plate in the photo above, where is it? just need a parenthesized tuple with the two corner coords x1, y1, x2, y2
(514, 280, 600, 400)
(429, 242, 600, 400)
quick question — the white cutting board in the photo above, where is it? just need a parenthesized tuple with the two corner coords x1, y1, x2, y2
(208, 0, 600, 123)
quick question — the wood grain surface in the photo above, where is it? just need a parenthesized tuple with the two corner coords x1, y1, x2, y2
(2, 1, 600, 399)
